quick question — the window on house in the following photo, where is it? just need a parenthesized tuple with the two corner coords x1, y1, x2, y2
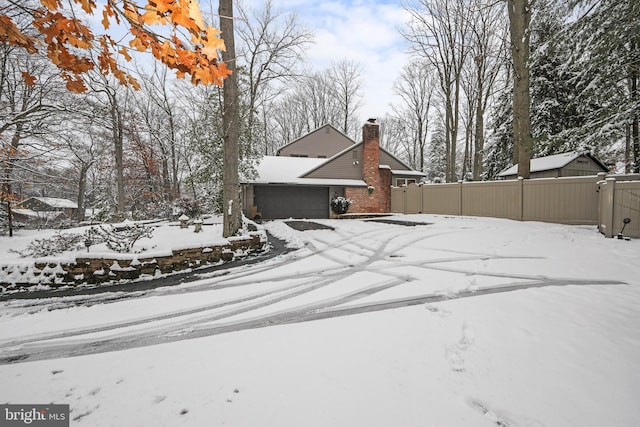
(290, 154, 308, 158)
(396, 178, 416, 187)
(318, 155, 327, 158)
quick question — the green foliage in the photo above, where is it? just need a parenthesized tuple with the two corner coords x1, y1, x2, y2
(330, 196, 352, 215)
(426, 122, 447, 182)
(531, 0, 639, 163)
(485, 89, 514, 180)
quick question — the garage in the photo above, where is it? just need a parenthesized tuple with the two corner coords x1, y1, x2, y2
(253, 185, 329, 219)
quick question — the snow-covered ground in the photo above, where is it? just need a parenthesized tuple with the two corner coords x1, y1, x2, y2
(1, 215, 639, 426)
(0, 217, 231, 266)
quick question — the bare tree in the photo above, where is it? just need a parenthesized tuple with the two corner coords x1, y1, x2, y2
(57, 121, 105, 221)
(267, 61, 364, 148)
(237, 0, 313, 153)
(84, 72, 132, 217)
(508, 0, 534, 178)
(220, 0, 242, 237)
(404, 0, 471, 182)
(380, 113, 417, 169)
(391, 60, 435, 172)
(0, 41, 66, 235)
(460, 0, 509, 180)
(135, 65, 183, 202)
(328, 60, 364, 136)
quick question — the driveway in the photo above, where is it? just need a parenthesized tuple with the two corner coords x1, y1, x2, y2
(0, 217, 627, 365)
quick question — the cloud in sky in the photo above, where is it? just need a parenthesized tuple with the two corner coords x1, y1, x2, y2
(243, 0, 412, 120)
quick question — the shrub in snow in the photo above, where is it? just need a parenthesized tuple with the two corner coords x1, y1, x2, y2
(132, 200, 171, 221)
(172, 197, 201, 220)
(85, 223, 154, 253)
(12, 232, 85, 257)
(330, 196, 353, 215)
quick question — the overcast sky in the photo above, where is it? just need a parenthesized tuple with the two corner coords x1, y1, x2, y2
(241, 0, 412, 121)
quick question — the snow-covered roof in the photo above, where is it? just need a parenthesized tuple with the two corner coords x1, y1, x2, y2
(249, 156, 367, 187)
(12, 208, 64, 219)
(28, 197, 78, 209)
(391, 169, 425, 177)
(498, 151, 604, 177)
(252, 156, 326, 183)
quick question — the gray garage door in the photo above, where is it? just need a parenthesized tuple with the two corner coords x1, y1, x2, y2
(254, 185, 329, 219)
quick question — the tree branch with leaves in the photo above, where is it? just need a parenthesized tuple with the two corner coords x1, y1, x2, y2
(0, 0, 231, 92)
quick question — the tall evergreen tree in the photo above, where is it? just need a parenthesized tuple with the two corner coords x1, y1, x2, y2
(559, 0, 640, 169)
(484, 88, 514, 180)
(426, 120, 447, 182)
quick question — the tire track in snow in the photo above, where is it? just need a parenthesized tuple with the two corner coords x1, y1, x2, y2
(0, 220, 627, 364)
(0, 277, 624, 364)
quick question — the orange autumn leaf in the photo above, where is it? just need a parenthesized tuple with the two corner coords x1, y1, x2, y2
(127, 75, 140, 90)
(176, 48, 195, 68)
(201, 31, 225, 59)
(188, 0, 205, 30)
(78, 0, 95, 14)
(141, 9, 166, 26)
(2, 0, 230, 93)
(67, 35, 91, 49)
(0, 15, 38, 52)
(150, 0, 172, 15)
(22, 72, 37, 86)
(118, 47, 132, 61)
(101, 9, 110, 29)
(113, 68, 127, 85)
(40, 0, 61, 11)
(62, 73, 88, 93)
(129, 36, 147, 52)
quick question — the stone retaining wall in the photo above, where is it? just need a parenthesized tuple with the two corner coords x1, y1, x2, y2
(1, 232, 265, 290)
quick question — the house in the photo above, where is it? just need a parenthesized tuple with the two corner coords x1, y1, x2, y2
(15, 197, 78, 219)
(498, 151, 608, 180)
(242, 121, 425, 220)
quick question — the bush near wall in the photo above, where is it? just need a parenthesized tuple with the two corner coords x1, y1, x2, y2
(0, 233, 266, 291)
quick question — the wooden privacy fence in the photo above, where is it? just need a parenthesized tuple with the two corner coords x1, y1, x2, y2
(391, 173, 640, 238)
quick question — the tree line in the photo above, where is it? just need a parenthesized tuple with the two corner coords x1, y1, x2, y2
(1, 0, 638, 234)
(390, 0, 639, 182)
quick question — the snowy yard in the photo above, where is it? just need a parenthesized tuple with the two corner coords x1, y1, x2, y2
(1, 215, 639, 426)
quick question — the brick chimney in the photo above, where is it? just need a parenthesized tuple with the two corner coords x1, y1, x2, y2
(344, 119, 391, 213)
(362, 118, 380, 185)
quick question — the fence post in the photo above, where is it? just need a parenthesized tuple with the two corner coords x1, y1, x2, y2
(600, 177, 616, 238)
(518, 177, 524, 221)
(458, 180, 463, 216)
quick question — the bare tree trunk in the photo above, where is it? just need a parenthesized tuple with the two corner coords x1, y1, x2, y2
(462, 123, 470, 179)
(444, 101, 452, 182)
(473, 60, 485, 180)
(633, 115, 639, 173)
(220, 0, 242, 237)
(3, 127, 23, 237)
(625, 122, 631, 173)
(474, 110, 485, 179)
(508, 0, 532, 179)
(110, 102, 126, 215)
(418, 117, 425, 172)
(631, 40, 639, 173)
(76, 165, 88, 222)
(6, 201, 12, 237)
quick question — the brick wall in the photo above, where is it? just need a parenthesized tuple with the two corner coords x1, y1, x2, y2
(346, 120, 391, 213)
